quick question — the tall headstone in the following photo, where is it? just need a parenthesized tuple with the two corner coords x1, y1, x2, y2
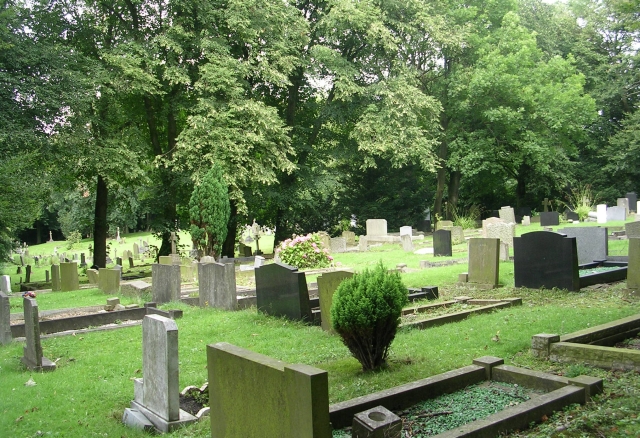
(1, 275, 11, 293)
(25, 265, 32, 283)
(626, 193, 637, 213)
(366, 219, 388, 236)
(48, 230, 53, 242)
(482, 217, 505, 237)
(125, 315, 196, 432)
(540, 211, 560, 227)
(558, 227, 608, 265)
(468, 238, 500, 288)
(98, 268, 121, 295)
(399, 226, 412, 237)
(80, 253, 86, 267)
(255, 262, 312, 321)
(198, 262, 236, 310)
(51, 264, 60, 291)
(607, 206, 627, 222)
(514, 231, 579, 291)
(86, 268, 99, 284)
(0, 291, 11, 344)
(152, 264, 181, 304)
(433, 230, 452, 257)
(330, 237, 347, 253)
(59, 262, 79, 291)
(20, 298, 55, 371)
(401, 234, 413, 252)
(617, 197, 630, 216)
(628, 238, 640, 290)
(317, 232, 331, 251)
(133, 243, 140, 259)
(342, 230, 356, 246)
(626, 221, 640, 239)
(597, 204, 607, 223)
(317, 271, 354, 332)
(499, 206, 516, 224)
(541, 198, 551, 212)
(170, 232, 177, 255)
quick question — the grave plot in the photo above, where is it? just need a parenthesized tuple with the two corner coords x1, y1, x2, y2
(532, 314, 640, 372)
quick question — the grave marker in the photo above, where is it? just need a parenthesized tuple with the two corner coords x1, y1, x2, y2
(522, 216, 531, 226)
(152, 264, 181, 304)
(617, 198, 630, 216)
(133, 243, 140, 259)
(625, 221, 640, 238)
(468, 238, 500, 288)
(433, 230, 452, 257)
(51, 264, 60, 291)
(60, 262, 79, 291)
(1, 275, 11, 294)
(540, 211, 560, 227)
(98, 268, 121, 295)
(499, 206, 516, 224)
(399, 226, 412, 237)
(450, 226, 465, 245)
(597, 204, 607, 223)
(330, 237, 347, 253)
(198, 262, 236, 310)
(626, 192, 637, 213)
(366, 219, 387, 236)
(20, 298, 55, 371)
(486, 221, 516, 248)
(628, 238, 640, 290)
(255, 262, 312, 321)
(541, 198, 551, 212)
(358, 236, 368, 252)
(401, 234, 413, 252)
(0, 291, 11, 344)
(607, 206, 627, 222)
(317, 271, 354, 332)
(499, 242, 509, 262)
(436, 220, 453, 231)
(558, 227, 608, 265)
(342, 230, 356, 246)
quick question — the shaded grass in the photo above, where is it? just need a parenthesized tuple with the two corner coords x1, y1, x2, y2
(7, 288, 147, 314)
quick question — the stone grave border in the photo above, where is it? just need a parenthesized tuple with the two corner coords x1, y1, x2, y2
(329, 356, 602, 436)
(10, 303, 182, 339)
(532, 314, 640, 371)
(399, 297, 522, 330)
(578, 261, 628, 288)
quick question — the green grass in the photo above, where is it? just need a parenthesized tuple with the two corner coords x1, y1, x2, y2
(7, 288, 147, 314)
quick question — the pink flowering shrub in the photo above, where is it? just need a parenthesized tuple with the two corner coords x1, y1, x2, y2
(276, 233, 333, 269)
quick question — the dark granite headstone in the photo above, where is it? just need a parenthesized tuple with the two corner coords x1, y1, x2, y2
(255, 262, 312, 321)
(539, 211, 560, 227)
(564, 209, 579, 221)
(557, 227, 608, 265)
(433, 230, 452, 257)
(626, 192, 637, 213)
(416, 220, 431, 233)
(514, 231, 579, 291)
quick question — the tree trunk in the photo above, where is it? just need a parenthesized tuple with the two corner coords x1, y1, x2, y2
(433, 140, 448, 218)
(221, 201, 238, 258)
(515, 164, 529, 208)
(93, 175, 108, 268)
(447, 170, 461, 215)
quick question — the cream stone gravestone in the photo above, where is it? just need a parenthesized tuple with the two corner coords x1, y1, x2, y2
(59, 262, 79, 291)
(499, 242, 509, 261)
(499, 206, 516, 224)
(342, 230, 356, 246)
(358, 236, 368, 252)
(159, 256, 173, 265)
(198, 262, 236, 310)
(0, 275, 10, 293)
(330, 237, 347, 253)
(468, 238, 500, 288)
(366, 219, 387, 236)
(0, 291, 11, 345)
(481, 217, 505, 238)
(597, 204, 607, 223)
(486, 221, 516, 248)
(450, 226, 465, 245)
(628, 238, 640, 291)
(399, 226, 412, 237)
(98, 268, 121, 295)
(401, 234, 413, 252)
(317, 271, 353, 332)
(51, 264, 60, 291)
(617, 198, 630, 216)
(626, 221, 640, 239)
(20, 298, 55, 371)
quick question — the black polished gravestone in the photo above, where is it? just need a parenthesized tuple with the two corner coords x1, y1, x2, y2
(433, 230, 452, 257)
(564, 209, 579, 221)
(514, 231, 579, 291)
(627, 192, 637, 213)
(416, 219, 431, 233)
(255, 262, 312, 321)
(539, 211, 560, 227)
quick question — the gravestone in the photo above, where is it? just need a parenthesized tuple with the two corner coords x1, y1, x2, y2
(450, 226, 465, 245)
(317, 232, 331, 250)
(254, 255, 265, 268)
(468, 238, 500, 288)
(499, 206, 516, 224)
(48, 231, 53, 242)
(86, 269, 99, 284)
(158, 256, 173, 265)
(366, 219, 387, 236)
(482, 217, 505, 237)
(330, 237, 347, 253)
(342, 230, 356, 246)
(151, 264, 181, 304)
(607, 206, 627, 222)
(541, 198, 551, 212)
(129, 257, 134, 269)
(200, 256, 215, 263)
(401, 234, 413, 252)
(625, 221, 640, 238)
(433, 230, 452, 257)
(98, 268, 121, 295)
(597, 204, 607, 223)
(20, 298, 55, 371)
(124, 315, 196, 432)
(499, 242, 509, 262)
(0, 291, 11, 344)
(436, 220, 453, 231)
(628, 238, 640, 290)
(515, 207, 532, 224)
(317, 271, 354, 332)
(255, 262, 312, 321)
(558, 227, 608, 265)
(514, 231, 579, 291)
(121, 280, 152, 297)
(540, 211, 560, 227)
(617, 198, 630, 216)
(399, 226, 412, 237)
(1, 275, 10, 294)
(133, 243, 140, 259)
(522, 216, 531, 226)
(80, 253, 86, 267)
(416, 219, 431, 232)
(352, 406, 402, 438)
(486, 221, 516, 248)
(358, 236, 368, 252)
(565, 209, 579, 221)
(51, 264, 60, 291)
(59, 262, 79, 291)
(198, 262, 236, 310)
(626, 192, 637, 213)
(45, 270, 49, 283)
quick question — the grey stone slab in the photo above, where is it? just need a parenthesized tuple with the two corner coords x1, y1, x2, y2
(626, 221, 640, 238)
(557, 227, 608, 265)
(0, 275, 10, 294)
(59, 262, 79, 291)
(352, 406, 402, 438)
(20, 297, 55, 371)
(98, 268, 121, 295)
(151, 264, 181, 304)
(499, 206, 516, 224)
(626, 193, 637, 213)
(540, 212, 560, 227)
(358, 236, 369, 252)
(468, 238, 500, 287)
(255, 262, 312, 321)
(366, 219, 387, 236)
(0, 291, 11, 344)
(317, 271, 354, 332)
(50, 264, 60, 291)
(486, 222, 516, 248)
(198, 262, 236, 310)
(330, 237, 347, 253)
(401, 234, 413, 252)
(628, 238, 640, 290)
(121, 280, 152, 297)
(618, 198, 630, 215)
(607, 206, 626, 222)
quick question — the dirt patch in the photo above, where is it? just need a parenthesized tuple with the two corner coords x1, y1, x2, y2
(615, 334, 640, 350)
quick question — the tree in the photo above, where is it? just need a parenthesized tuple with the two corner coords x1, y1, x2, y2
(189, 165, 231, 259)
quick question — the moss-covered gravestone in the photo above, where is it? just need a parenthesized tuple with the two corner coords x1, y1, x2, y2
(317, 271, 353, 332)
(59, 262, 79, 291)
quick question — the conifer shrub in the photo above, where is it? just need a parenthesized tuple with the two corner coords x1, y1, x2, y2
(331, 263, 408, 371)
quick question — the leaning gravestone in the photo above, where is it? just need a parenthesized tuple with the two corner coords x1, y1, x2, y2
(59, 262, 79, 291)
(499, 206, 516, 224)
(607, 206, 627, 222)
(558, 227, 608, 265)
(539, 211, 560, 227)
(317, 271, 354, 332)
(124, 315, 196, 432)
(625, 221, 640, 239)
(468, 238, 500, 288)
(514, 231, 579, 291)
(198, 262, 236, 310)
(1, 291, 11, 344)
(255, 262, 312, 321)
(151, 264, 181, 304)
(20, 297, 55, 371)
(98, 268, 121, 295)
(433, 230, 452, 257)
(330, 237, 347, 253)
(51, 264, 60, 291)
(626, 192, 637, 213)
(0, 275, 10, 294)
(401, 234, 413, 252)
(366, 219, 387, 236)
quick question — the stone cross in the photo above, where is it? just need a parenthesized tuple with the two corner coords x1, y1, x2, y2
(48, 231, 53, 242)
(541, 198, 551, 212)
(116, 227, 121, 243)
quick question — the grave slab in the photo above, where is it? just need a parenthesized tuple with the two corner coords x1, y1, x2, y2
(151, 264, 181, 304)
(540, 211, 560, 227)
(557, 227, 608, 265)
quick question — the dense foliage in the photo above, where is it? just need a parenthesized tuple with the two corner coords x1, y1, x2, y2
(331, 263, 409, 371)
(276, 234, 332, 269)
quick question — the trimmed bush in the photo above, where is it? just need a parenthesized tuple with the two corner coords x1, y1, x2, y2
(331, 262, 408, 371)
(276, 233, 333, 269)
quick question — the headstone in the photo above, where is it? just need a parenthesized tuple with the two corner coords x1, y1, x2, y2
(515, 207, 532, 224)
(436, 220, 453, 231)
(80, 252, 86, 267)
(342, 230, 356, 246)
(45, 270, 49, 283)
(499, 242, 509, 261)
(158, 256, 173, 265)
(607, 206, 626, 222)
(450, 226, 464, 245)
(170, 232, 177, 255)
(98, 268, 121, 295)
(116, 226, 121, 243)
(125, 315, 196, 432)
(133, 243, 140, 259)
(48, 231, 53, 242)
(151, 264, 181, 304)
(0, 291, 11, 344)
(317, 271, 354, 332)
(255, 262, 312, 321)
(200, 255, 215, 263)
(116, 256, 123, 266)
(399, 226, 412, 237)
(565, 209, 580, 221)
(317, 232, 331, 250)
(541, 198, 551, 212)
(626, 221, 640, 238)
(254, 256, 265, 268)
(0, 275, 10, 294)
(467, 238, 500, 288)
(626, 193, 637, 213)
(514, 231, 579, 291)
(416, 219, 431, 232)
(358, 236, 368, 252)
(597, 204, 607, 223)
(522, 216, 531, 226)
(366, 219, 387, 236)
(25, 265, 32, 283)
(86, 268, 99, 284)
(628, 238, 640, 290)
(558, 227, 608, 265)
(433, 230, 452, 257)
(121, 280, 152, 297)
(617, 198, 630, 216)
(482, 217, 505, 237)
(51, 264, 60, 291)
(198, 262, 236, 310)
(59, 262, 79, 291)
(20, 254, 24, 266)
(401, 234, 413, 252)
(486, 221, 516, 248)
(499, 206, 516, 224)
(20, 298, 55, 371)
(540, 211, 560, 227)
(330, 237, 347, 253)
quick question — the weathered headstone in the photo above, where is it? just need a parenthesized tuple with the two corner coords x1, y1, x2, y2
(25, 265, 32, 283)
(254, 255, 265, 268)
(499, 206, 516, 224)
(540, 211, 560, 227)
(59, 262, 79, 291)
(2, 275, 12, 293)
(468, 238, 500, 288)
(522, 216, 531, 226)
(170, 232, 177, 255)
(399, 226, 412, 237)
(366, 219, 387, 236)
(98, 268, 121, 295)
(358, 236, 368, 252)
(436, 220, 453, 231)
(151, 264, 181, 304)
(342, 230, 356, 246)
(20, 298, 55, 371)
(330, 237, 347, 253)
(607, 206, 627, 222)
(499, 242, 509, 261)
(208, 343, 331, 438)
(617, 197, 630, 216)
(628, 238, 640, 290)
(121, 280, 152, 297)
(133, 243, 140, 259)
(597, 204, 607, 223)
(198, 262, 236, 310)
(401, 234, 413, 252)
(486, 221, 516, 248)
(80, 252, 86, 267)
(514, 231, 579, 291)
(255, 262, 312, 321)
(541, 198, 551, 212)
(317, 231, 331, 251)
(51, 264, 60, 291)
(317, 271, 354, 332)
(48, 231, 53, 242)
(450, 226, 464, 245)
(626, 221, 640, 238)
(565, 209, 580, 221)
(433, 230, 452, 257)
(129, 257, 134, 269)
(626, 193, 637, 213)
(0, 291, 11, 344)
(158, 256, 173, 265)
(124, 315, 196, 432)
(558, 227, 608, 265)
